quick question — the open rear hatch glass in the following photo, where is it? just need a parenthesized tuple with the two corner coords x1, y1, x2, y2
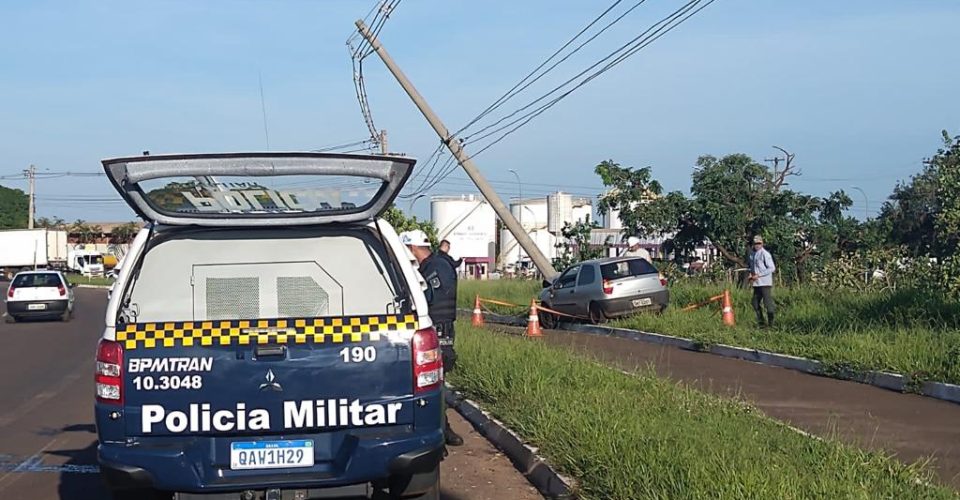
(102, 152, 415, 226)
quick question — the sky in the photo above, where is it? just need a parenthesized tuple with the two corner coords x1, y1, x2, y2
(1, 0, 958, 223)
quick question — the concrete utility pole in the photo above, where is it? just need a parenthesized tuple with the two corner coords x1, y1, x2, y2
(379, 129, 389, 155)
(355, 19, 558, 279)
(24, 164, 35, 229)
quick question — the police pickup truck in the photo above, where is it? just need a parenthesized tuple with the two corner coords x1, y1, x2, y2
(95, 153, 444, 500)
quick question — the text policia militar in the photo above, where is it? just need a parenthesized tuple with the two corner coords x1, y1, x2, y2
(141, 400, 403, 434)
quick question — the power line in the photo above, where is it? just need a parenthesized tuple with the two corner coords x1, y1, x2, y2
(462, 0, 717, 159)
(454, 0, 643, 138)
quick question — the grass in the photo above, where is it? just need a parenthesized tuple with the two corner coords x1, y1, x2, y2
(458, 280, 960, 385)
(449, 323, 955, 499)
(66, 274, 114, 287)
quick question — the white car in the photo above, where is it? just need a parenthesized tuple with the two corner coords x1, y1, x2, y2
(5, 270, 75, 322)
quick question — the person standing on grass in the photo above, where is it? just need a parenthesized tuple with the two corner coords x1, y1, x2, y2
(748, 234, 776, 327)
(622, 236, 653, 263)
(438, 239, 463, 273)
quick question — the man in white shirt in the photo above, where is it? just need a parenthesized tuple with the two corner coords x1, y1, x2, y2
(621, 236, 652, 263)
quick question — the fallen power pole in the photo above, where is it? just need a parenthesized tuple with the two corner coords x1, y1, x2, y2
(354, 19, 558, 280)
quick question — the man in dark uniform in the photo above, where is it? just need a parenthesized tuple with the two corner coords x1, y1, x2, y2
(400, 230, 464, 447)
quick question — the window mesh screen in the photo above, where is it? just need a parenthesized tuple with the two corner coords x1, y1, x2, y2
(278, 276, 329, 317)
(206, 277, 259, 320)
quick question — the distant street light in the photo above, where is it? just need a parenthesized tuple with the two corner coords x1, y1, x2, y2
(850, 186, 868, 221)
(508, 169, 523, 267)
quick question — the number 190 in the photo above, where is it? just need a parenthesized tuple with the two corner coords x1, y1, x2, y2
(339, 346, 376, 363)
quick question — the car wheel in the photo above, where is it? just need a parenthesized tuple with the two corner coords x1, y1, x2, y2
(4, 314, 16, 324)
(589, 303, 606, 325)
(539, 304, 557, 329)
(403, 483, 439, 500)
(60, 309, 71, 322)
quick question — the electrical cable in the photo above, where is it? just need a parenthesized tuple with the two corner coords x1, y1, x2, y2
(454, 0, 642, 137)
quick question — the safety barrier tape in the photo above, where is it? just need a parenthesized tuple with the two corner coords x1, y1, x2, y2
(477, 297, 524, 308)
(681, 294, 724, 312)
(534, 303, 589, 321)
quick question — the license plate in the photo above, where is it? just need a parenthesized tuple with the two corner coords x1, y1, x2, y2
(632, 298, 652, 307)
(27, 303, 47, 310)
(230, 440, 314, 470)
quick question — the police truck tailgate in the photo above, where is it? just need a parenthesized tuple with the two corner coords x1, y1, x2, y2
(120, 313, 418, 438)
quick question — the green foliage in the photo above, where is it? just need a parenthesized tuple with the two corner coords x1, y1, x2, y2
(460, 279, 960, 385)
(381, 205, 439, 247)
(450, 323, 952, 499)
(69, 220, 103, 243)
(0, 185, 29, 229)
(110, 222, 141, 243)
(553, 217, 605, 270)
(595, 154, 861, 284)
(34, 216, 66, 230)
(933, 131, 960, 258)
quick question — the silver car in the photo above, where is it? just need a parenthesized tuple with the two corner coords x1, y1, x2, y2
(538, 257, 669, 326)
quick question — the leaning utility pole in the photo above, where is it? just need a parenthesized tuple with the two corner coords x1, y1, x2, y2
(24, 164, 36, 229)
(355, 19, 558, 279)
(379, 129, 389, 155)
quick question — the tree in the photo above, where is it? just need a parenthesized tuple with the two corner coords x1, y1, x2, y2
(35, 216, 66, 230)
(553, 217, 605, 270)
(932, 130, 960, 257)
(0, 185, 29, 229)
(594, 151, 856, 283)
(70, 220, 103, 244)
(110, 222, 141, 244)
(381, 205, 439, 247)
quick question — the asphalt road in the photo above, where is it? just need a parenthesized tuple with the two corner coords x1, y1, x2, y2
(487, 321, 960, 489)
(0, 289, 540, 500)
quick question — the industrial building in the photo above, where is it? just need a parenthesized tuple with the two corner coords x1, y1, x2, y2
(499, 193, 592, 273)
(430, 195, 497, 278)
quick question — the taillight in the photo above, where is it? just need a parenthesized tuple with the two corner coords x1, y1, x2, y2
(96, 339, 123, 405)
(412, 327, 442, 394)
(659, 273, 668, 287)
(6, 286, 13, 298)
(602, 279, 613, 295)
(58, 284, 66, 296)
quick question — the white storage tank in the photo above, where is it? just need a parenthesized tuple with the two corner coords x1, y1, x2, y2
(547, 192, 573, 234)
(430, 195, 496, 278)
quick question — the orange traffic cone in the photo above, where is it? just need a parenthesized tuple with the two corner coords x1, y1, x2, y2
(472, 295, 484, 327)
(721, 289, 736, 327)
(526, 298, 543, 337)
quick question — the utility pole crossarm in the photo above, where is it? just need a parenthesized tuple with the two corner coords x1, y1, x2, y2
(355, 19, 558, 279)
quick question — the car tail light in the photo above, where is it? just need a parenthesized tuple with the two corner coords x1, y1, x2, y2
(58, 284, 66, 296)
(659, 273, 668, 287)
(412, 327, 442, 394)
(6, 286, 13, 298)
(96, 339, 123, 405)
(602, 279, 613, 295)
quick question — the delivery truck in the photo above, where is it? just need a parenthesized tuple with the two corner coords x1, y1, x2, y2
(0, 229, 103, 278)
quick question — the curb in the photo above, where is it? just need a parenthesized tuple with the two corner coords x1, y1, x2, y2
(463, 308, 959, 406)
(445, 389, 577, 499)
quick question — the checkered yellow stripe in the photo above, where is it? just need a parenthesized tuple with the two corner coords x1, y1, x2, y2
(116, 314, 417, 350)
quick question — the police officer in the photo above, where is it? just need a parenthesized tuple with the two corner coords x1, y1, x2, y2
(400, 230, 464, 447)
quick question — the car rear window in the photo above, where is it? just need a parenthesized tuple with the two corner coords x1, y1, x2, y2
(12, 273, 62, 288)
(601, 259, 657, 280)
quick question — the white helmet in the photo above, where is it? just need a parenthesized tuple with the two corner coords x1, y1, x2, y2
(399, 230, 430, 247)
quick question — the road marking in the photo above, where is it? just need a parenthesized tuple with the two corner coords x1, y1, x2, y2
(0, 436, 62, 489)
(0, 454, 99, 474)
